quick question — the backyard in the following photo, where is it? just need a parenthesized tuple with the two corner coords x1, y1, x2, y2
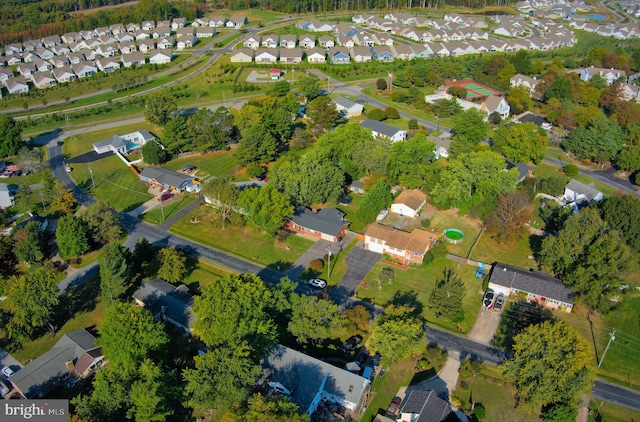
(429, 210, 483, 258)
(356, 258, 484, 334)
(162, 149, 240, 180)
(182, 259, 232, 294)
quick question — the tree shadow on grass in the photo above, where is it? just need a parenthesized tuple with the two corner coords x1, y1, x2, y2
(53, 274, 100, 331)
(493, 300, 553, 352)
(385, 290, 424, 317)
(528, 234, 544, 261)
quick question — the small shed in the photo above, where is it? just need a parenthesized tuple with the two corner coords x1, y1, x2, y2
(349, 180, 365, 195)
(270, 68, 281, 80)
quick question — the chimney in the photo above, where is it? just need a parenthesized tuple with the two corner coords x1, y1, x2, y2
(65, 360, 76, 376)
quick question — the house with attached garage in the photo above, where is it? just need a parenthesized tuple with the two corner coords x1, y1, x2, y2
(562, 179, 603, 209)
(280, 34, 298, 49)
(0, 68, 14, 82)
(157, 36, 175, 50)
(244, 35, 261, 49)
(139, 166, 195, 192)
(176, 36, 196, 50)
(330, 47, 351, 64)
(279, 48, 303, 64)
(230, 49, 254, 63)
(138, 38, 155, 53)
(488, 262, 574, 312)
(319, 35, 335, 48)
(0, 183, 15, 208)
(360, 119, 407, 142)
(195, 26, 216, 38)
(10, 329, 104, 399)
(149, 49, 173, 65)
(121, 52, 145, 67)
(350, 46, 372, 63)
(333, 96, 363, 118)
(261, 344, 370, 415)
(572, 67, 627, 85)
(300, 34, 316, 48)
(96, 57, 121, 72)
(32, 71, 57, 89)
(510, 73, 539, 97)
(132, 279, 194, 334)
(72, 61, 98, 78)
(364, 223, 440, 266)
(260, 34, 279, 48)
(227, 15, 248, 28)
(284, 207, 350, 243)
(255, 48, 278, 63)
(390, 189, 427, 218)
(93, 130, 156, 155)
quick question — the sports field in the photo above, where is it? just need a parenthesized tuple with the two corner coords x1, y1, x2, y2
(445, 79, 502, 99)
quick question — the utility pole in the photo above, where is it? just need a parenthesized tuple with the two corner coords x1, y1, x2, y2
(88, 164, 95, 189)
(598, 329, 616, 368)
(65, 115, 71, 132)
(326, 246, 332, 278)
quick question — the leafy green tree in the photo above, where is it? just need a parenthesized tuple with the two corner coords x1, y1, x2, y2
(376, 78, 388, 92)
(344, 305, 372, 332)
(235, 122, 278, 165)
(388, 134, 437, 188)
(72, 365, 133, 421)
(539, 176, 568, 196)
(385, 106, 400, 120)
(431, 97, 461, 118)
(162, 116, 190, 154)
(542, 404, 578, 422)
(429, 268, 465, 322)
(492, 122, 547, 163)
(306, 95, 340, 135)
(56, 214, 90, 259)
(187, 108, 228, 151)
(544, 78, 573, 102)
(13, 220, 45, 264)
(0, 115, 24, 157)
(99, 243, 129, 305)
(80, 201, 123, 246)
(1, 266, 59, 343)
(98, 302, 169, 371)
(142, 141, 167, 164)
(295, 76, 321, 102)
(183, 344, 262, 412)
(144, 93, 177, 125)
(288, 296, 344, 346)
(598, 195, 640, 252)
(267, 80, 291, 97)
(127, 360, 175, 422)
(615, 145, 640, 175)
(540, 208, 631, 311)
(509, 49, 532, 75)
(448, 85, 467, 99)
(224, 393, 310, 422)
(193, 273, 276, 356)
(356, 179, 393, 223)
(156, 247, 187, 284)
(201, 178, 239, 228)
(237, 185, 293, 236)
(50, 180, 77, 211)
(507, 85, 533, 115)
(369, 304, 425, 366)
(503, 321, 595, 412)
(367, 107, 387, 121)
(449, 109, 488, 156)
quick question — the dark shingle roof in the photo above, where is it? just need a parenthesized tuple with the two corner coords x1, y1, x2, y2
(140, 166, 194, 189)
(132, 279, 194, 329)
(360, 119, 403, 138)
(489, 263, 573, 305)
(400, 390, 450, 421)
(289, 207, 349, 237)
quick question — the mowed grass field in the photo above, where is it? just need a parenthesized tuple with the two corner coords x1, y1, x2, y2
(162, 149, 240, 180)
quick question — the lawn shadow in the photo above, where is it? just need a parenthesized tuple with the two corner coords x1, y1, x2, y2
(53, 274, 100, 331)
(385, 290, 424, 317)
(528, 234, 544, 261)
(266, 259, 292, 272)
(493, 300, 553, 352)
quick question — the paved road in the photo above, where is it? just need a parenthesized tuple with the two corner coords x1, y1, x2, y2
(592, 381, 640, 411)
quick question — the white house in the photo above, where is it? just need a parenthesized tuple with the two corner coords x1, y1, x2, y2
(574, 67, 627, 85)
(255, 48, 278, 63)
(306, 47, 326, 63)
(0, 183, 15, 209)
(244, 35, 261, 49)
(390, 189, 427, 218)
(176, 36, 196, 50)
(121, 52, 145, 67)
(149, 49, 173, 65)
(510, 73, 539, 96)
(562, 179, 604, 209)
(481, 95, 511, 119)
(32, 71, 57, 89)
(72, 61, 98, 78)
(333, 96, 363, 118)
(96, 57, 121, 72)
(93, 130, 156, 154)
(360, 119, 407, 142)
(5, 76, 29, 95)
(229, 49, 254, 63)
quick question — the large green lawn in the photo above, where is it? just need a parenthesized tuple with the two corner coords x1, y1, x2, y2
(430, 210, 483, 258)
(470, 231, 540, 269)
(63, 122, 162, 158)
(141, 193, 198, 225)
(356, 258, 484, 334)
(182, 259, 232, 294)
(170, 208, 313, 270)
(588, 398, 640, 422)
(162, 150, 240, 180)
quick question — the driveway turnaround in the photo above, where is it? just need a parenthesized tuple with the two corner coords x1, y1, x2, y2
(335, 244, 380, 301)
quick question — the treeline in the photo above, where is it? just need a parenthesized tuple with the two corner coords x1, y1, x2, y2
(0, 0, 201, 44)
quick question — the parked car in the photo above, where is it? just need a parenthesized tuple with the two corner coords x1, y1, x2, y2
(475, 266, 484, 278)
(2, 366, 14, 378)
(340, 335, 362, 353)
(385, 396, 402, 417)
(483, 290, 496, 310)
(158, 192, 173, 201)
(308, 279, 327, 289)
(494, 295, 505, 311)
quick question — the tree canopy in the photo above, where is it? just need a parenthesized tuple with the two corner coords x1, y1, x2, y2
(80, 201, 123, 246)
(99, 243, 130, 305)
(201, 178, 239, 228)
(355, 179, 393, 223)
(288, 296, 344, 346)
(144, 93, 177, 126)
(0, 115, 24, 158)
(306, 95, 340, 135)
(56, 214, 90, 259)
(598, 195, 640, 253)
(369, 304, 425, 366)
(492, 122, 548, 164)
(503, 321, 595, 412)
(142, 140, 167, 164)
(156, 247, 187, 284)
(428, 268, 465, 323)
(449, 109, 488, 156)
(237, 184, 293, 236)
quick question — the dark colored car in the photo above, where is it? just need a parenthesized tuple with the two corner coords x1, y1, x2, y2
(340, 335, 362, 353)
(494, 295, 505, 311)
(483, 290, 496, 309)
(158, 192, 173, 201)
(385, 396, 402, 417)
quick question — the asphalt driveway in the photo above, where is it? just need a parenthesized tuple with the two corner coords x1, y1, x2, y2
(334, 244, 380, 301)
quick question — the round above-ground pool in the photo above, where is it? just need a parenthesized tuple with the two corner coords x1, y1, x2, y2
(444, 228, 465, 244)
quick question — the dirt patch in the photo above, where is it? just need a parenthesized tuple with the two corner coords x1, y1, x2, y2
(468, 306, 502, 345)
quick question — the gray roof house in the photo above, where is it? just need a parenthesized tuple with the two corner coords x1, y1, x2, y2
(132, 279, 194, 333)
(360, 119, 407, 142)
(285, 207, 350, 243)
(139, 167, 194, 191)
(93, 130, 156, 155)
(563, 179, 603, 209)
(0, 183, 15, 208)
(488, 263, 574, 313)
(261, 344, 370, 415)
(333, 96, 363, 118)
(11, 329, 104, 398)
(399, 390, 451, 422)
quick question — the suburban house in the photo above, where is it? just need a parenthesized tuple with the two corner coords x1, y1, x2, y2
(364, 223, 439, 265)
(319, 35, 335, 48)
(350, 45, 373, 62)
(227, 15, 248, 28)
(280, 34, 297, 49)
(132, 279, 194, 334)
(122, 52, 145, 67)
(244, 35, 261, 49)
(360, 119, 407, 142)
(176, 36, 196, 50)
(505, 159, 533, 184)
(488, 262, 574, 313)
(429, 135, 451, 159)
(52, 66, 76, 83)
(573, 67, 627, 85)
(261, 344, 370, 416)
(261, 34, 279, 48)
(5, 76, 29, 95)
(284, 207, 350, 243)
(195, 26, 216, 38)
(306, 47, 326, 63)
(10, 329, 104, 399)
(510, 73, 539, 96)
(390, 189, 427, 218)
(149, 49, 173, 65)
(333, 96, 363, 118)
(138, 38, 155, 53)
(32, 71, 57, 89)
(255, 48, 278, 63)
(481, 95, 510, 119)
(139, 167, 195, 192)
(562, 179, 603, 209)
(93, 130, 156, 155)
(72, 61, 98, 78)
(96, 57, 121, 72)
(156, 36, 175, 49)
(398, 389, 451, 422)
(330, 47, 351, 64)
(300, 34, 316, 48)
(230, 49, 254, 63)
(0, 183, 15, 208)
(279, 48, 303, 64)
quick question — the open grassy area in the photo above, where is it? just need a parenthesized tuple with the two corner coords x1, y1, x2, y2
(170, 208, 314, 270)
(532, 162, 620, 197)
(470, 231, 540, 269)
(429, 210, 483, 258)
(588, 398, 640, 421)
(356, 258, 484, 334)
(454, 364, 539, 421)
(141, 193, 197, 225)
(336, 193, 367, 233)
(162, 149, 239, 180)
(63, 122, 162, 158)
(182, 259, 232, 294)
(556, 297, 640, 391)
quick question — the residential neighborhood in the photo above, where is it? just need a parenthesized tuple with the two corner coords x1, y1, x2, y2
(0, 1, 640, 422)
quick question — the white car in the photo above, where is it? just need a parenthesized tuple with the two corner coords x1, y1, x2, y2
(2, 366, 14, 378)
(308, 279, 327, 289)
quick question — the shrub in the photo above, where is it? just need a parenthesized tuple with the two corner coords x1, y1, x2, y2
(421, 218, 431, 228)
(385, 106, 400, 120)
(408, 119, 419, 130)
(563, 164, 579, 177)
(540, 176, 568, 196)
(376, 78, 388, 91)
(472, 404, 486, 420)
(245, 162, 264, 178)
(309, 259, 324, 271)
(367, 107, 386, 121)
